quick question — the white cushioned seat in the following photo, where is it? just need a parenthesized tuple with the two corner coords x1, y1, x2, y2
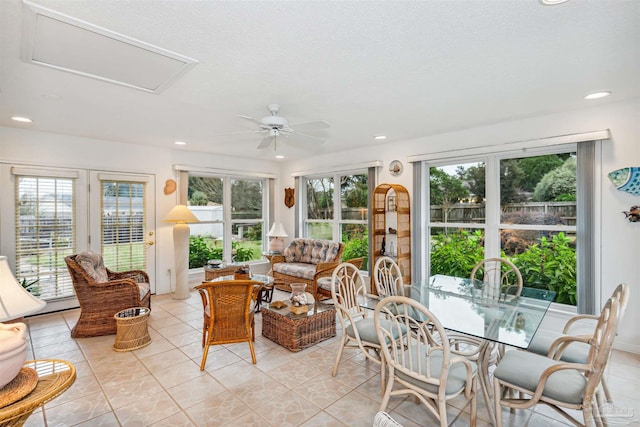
(494, 349, 587, 405)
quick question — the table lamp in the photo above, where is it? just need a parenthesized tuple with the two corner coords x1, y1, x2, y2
(0, 255, 46, 388)
(267, 222, 288, 253)
(164, 205, 199, 299)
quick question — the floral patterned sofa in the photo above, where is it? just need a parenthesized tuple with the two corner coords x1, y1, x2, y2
(271, 238, 344, 296)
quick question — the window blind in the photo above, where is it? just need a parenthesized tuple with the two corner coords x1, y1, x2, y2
(14, 175, 76, 300)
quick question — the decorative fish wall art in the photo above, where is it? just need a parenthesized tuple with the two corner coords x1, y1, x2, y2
(608, 167, 640, 196)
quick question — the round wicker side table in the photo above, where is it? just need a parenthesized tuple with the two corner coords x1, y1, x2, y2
(0, 359, 76, 427)
(113, 307, 151, 352)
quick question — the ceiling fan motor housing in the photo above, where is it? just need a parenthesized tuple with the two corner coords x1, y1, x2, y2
(260, 115, 288, 129)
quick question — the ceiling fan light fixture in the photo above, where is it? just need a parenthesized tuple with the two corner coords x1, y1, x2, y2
(540, 0, 569, 5)
(584, 91, 611, 100)
(11, 116, 32, 123)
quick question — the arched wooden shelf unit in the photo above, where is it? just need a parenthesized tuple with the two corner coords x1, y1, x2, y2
(371, 183, 411, 292)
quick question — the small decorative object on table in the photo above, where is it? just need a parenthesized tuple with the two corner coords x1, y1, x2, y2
(289, 283, 310, 314)
(234, 265, 251, 280)
(0, 323, 28, 390)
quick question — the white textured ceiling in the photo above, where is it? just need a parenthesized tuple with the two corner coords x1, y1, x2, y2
(1, 0, 639, 161)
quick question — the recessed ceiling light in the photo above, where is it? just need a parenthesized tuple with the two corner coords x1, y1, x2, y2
(540, 0, 569, 5)
(174, 141, 187, 145)
(374, 135, 387, 140)
(11, 116, 33, 123)
(584, 91, 611, 100)
(275, 155, 285, 159)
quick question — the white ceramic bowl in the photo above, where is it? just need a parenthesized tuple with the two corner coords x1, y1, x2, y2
(0, 322, 28, 388)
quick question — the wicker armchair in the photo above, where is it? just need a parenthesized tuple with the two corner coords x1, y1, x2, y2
(195, 279, 262, 370)
(65, 252, 151, 338)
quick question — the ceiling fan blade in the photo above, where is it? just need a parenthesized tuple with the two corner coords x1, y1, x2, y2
(212, 129, 266, 137)
(257, 136, 273, 149)
(288, 120, 330, 132)
(237, 115, 264, 127)
(292, 130, 326, 143)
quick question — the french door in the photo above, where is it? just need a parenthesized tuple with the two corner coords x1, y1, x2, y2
(89, 172, 155, 285)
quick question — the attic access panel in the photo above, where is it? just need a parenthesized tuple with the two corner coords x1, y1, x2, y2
(21, 1, 198, 93)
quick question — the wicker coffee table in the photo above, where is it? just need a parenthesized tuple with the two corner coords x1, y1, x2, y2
(262, 302, 336, 352)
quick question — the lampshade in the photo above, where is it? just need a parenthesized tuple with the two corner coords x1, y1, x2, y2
(267, 222, 288, 238)
(0, 256, 46, 321)
(163, 205, 199, 223)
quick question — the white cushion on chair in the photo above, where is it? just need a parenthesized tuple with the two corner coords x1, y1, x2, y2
(494, 349, 587, 404)
(346, 318, 405, 344)
(527, 332, 590, 364)
(395, 347, 477, 395)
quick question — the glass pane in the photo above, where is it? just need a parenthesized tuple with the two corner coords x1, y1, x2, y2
(500, 153, 577, 225)
(188, 176, 223, 206)
(341, 223, 368, 271)
(15, 176, 75, 300)
(502, 229, 576, 305)
(231, 222, 262, 262)
(307, 177, 334, 220)
(429, 227, 485, 278)
(430, 162, 485, 224)
(189, 225, 224, 268)
(340, 174, 368, 221)
(306, 222, 332, 239)
(101, 182, 146, 271)
(231, 179, 263, 220)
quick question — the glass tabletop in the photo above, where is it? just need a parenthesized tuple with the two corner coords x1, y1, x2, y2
(361, 275, 556, 349)
(209, 274, 274, 285)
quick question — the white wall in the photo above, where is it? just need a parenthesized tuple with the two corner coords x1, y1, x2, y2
(282, 98, 640, 353)
(1, 98, 638, 351)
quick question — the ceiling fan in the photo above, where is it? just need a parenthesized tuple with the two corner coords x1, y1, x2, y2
(224, 104, 330, 149)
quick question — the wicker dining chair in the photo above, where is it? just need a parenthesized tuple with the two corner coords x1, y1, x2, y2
(374, 296, 478, 427)
(449, 257, 523, 362)
(195, 279, 262, 370)
(526, 283, 629, 403)
(331, 262, 386, 377)
(493, 296, 622, 427)
(65, 252, 151, 338)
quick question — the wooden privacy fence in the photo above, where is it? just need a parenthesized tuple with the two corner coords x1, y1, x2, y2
(430, 202, 576, 225)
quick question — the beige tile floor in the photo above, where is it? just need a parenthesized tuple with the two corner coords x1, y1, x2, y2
(19, 290, 640, 427)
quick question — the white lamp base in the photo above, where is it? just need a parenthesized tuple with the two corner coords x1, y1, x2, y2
(172, 223, 191, 299)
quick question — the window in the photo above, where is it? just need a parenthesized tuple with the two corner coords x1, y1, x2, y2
(100, 181, 147, 272)
(187, 175, 266, 267)
(14, 174, 76, 300)
(303, 172, 369, 270)
(427, 149, 578, 305)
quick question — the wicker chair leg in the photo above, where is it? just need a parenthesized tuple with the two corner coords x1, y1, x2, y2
(248, 339, 257, 364)
(200, 344, 211, 371)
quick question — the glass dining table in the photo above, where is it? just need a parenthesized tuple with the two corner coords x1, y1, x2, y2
(360, 274, 556, 425)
